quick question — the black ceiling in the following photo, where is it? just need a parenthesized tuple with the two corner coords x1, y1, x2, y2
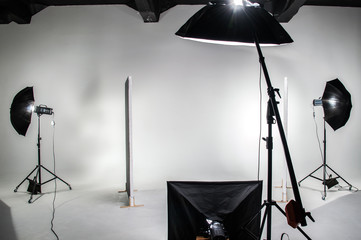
(0, 0, 360, 24)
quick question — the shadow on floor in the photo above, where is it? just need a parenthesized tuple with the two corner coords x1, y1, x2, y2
(0, 199, 18, 240)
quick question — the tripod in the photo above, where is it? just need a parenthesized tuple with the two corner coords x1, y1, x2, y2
(243, 37, 314, 240)
(244, 101, 312, 240)
(298, 119, 353, 200)
(14, 113, 71, 203)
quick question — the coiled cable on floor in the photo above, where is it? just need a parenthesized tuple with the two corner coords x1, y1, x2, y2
(281, 233, 290, 240)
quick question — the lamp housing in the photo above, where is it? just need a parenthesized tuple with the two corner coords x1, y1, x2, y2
(313, 99, 323, 106)
(34, 105, 53, 115)
(208, 220, 227, 240)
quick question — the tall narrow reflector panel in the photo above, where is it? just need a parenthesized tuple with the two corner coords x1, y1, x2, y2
(125, 76, 134, 206)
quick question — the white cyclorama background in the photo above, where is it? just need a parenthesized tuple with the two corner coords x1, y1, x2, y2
(0, 5, 360, 197)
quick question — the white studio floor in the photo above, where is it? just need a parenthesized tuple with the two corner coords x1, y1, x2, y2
(0, 180, 360, 240)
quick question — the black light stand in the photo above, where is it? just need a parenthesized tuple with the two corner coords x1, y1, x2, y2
(14, 112, 71, 203)
(244, 100, 312, 240)
(244, 38, 314, 240)
(174, 4, 315, 238)
(298, 119, 353, 200)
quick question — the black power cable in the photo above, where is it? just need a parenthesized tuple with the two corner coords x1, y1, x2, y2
(257, 63, 263, 181)
(281, 233, 290, 240)
(312, 105, 325, 165)
(51, 114, 59, 240)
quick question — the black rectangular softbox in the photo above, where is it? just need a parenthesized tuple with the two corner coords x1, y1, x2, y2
(167, 181, 262, 240)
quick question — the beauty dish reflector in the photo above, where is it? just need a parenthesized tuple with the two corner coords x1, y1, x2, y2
(175, 2, 293, 46)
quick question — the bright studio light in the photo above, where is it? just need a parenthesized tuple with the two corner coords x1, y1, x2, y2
(26, 104, 53, 115)
(233, 0, 244, 5)
(27, 104, 35, 113)
(314, 97, 341, 109)
(233, 0, 259, 7)
(326, 97, 338, 108)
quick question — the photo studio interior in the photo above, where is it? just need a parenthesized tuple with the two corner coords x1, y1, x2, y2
(0, 1, 360, 240)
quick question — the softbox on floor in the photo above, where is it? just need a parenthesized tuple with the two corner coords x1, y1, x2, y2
(167, 181, 262, 240)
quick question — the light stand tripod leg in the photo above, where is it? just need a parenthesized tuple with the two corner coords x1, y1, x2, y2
(298, 119, 354, 199)
(40, 165, 72, 190)
(14, 113, 71, 203)
(273, 203, 312, 240)
(322, 119, 327, 199)
(242, 202, 267, 240)
(298, 164, 324, 186)
(244, 201, 312, 240)
(14, 165, 39, 192)
(28, 166, 41, 203)
(260, 205, 269, 240)
(326, 164, 353, 190)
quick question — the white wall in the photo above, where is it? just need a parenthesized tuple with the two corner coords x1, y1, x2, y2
(0, 5, 360, 193)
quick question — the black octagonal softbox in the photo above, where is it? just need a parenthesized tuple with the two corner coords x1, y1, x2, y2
(167, 181, 262, 240)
